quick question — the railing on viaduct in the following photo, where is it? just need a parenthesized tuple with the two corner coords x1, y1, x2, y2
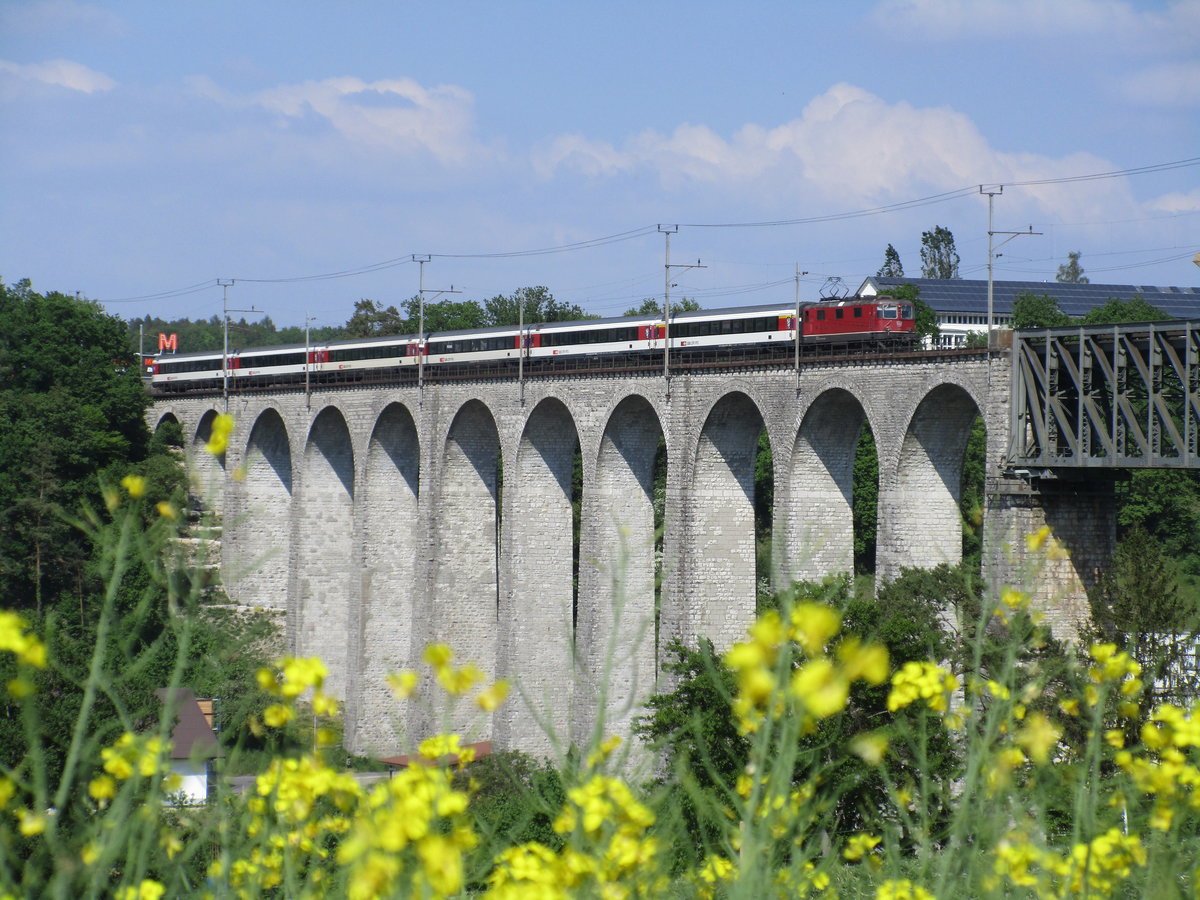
(1009, 319, 1200, 470)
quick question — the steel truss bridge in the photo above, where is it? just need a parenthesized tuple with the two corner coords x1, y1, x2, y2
(1009, 319, 1200, 470)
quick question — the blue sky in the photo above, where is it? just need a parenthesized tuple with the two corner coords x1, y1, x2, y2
(1, 0, 1198, 330)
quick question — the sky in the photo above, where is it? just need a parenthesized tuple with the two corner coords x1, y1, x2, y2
(1, 0, 1198, 332)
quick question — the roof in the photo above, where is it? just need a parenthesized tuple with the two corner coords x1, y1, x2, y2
(155, 687, 223, 760)
(858, 277, 1200, 319)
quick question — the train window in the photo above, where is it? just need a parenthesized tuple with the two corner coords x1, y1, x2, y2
(853, 307, 863, 318)
(901, 305, 914, 319)
(816, 310, 826, 321)
(879, 305, 897, 319)
(835, 309, 844, 319)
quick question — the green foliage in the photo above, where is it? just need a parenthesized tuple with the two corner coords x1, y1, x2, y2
(919, 226, 959, 279)
(484, 286, 594, 326)
(877, 244, 904, 278)
(1055, 250, 1089, 284)
(343, 299, 406, 338)
(1116, 470, 1200, 560)
(457, 751, 565, 856)
(959, 417, 986, 568)
(130, 312, 344, 353)
(0, 280, 155, 612)
(1011, 291, 1070, 329)
(888, 283, 939, 343)
(1081, 296, 1170, 325)
(852, 427, 878, 573)
(623, 297, 701, 317)
(1089, 526, 1199, 713)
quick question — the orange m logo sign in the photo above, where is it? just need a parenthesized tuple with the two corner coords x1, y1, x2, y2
(158, 333, 178, 352)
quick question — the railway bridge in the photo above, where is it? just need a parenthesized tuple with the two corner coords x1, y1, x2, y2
(148, 321, 1200, 756)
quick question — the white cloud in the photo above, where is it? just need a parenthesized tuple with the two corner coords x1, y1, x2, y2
(0, 58, 115, 93)
(1121, 61, 1200, 107)
(535, 82, 1128, 224)
(243, 76, 481, 164)
(1147, 188, 1200, 213)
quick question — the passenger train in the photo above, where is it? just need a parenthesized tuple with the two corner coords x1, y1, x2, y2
(147, 296, 916, 393)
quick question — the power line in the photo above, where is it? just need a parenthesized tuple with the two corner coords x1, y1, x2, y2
(95, 155, 1200, 304)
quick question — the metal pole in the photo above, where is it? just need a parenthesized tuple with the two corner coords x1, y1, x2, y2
(220, 280, 233, 412)
(305, 311, 312, 410)
(518, 295, 525, 406)
(794, 266, 808, 388)
(416, 256, 428, 397)
(661, 226, 675, 387)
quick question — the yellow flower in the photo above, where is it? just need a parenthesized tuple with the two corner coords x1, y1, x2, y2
(843, 832, 881, 861)
(263, 704, 294, 728)
(837, 637, 890, 685)
(423, 643, 453, 668)
(1025, 526, 1052, 552)
(0, 611, 47, 668)
(120, 474, 146, 498)
(876, 878, 935, 899)
(311, 691, 339, 716)
(1015, 712, 1062, 764)
(387, 670, 419, 699)
(437, 663, 483, 696)
(205, 413, 234, 456)
(791, 658, 850, 719)
(476, 679, 509, 711)
(887, 661, 957, 713)
(89, 774, 117, 801)
(789, 603, 841, 656)
(851, 732, 889, 765)
(17, 808, 45, 836)
(155, 501, 178, 520)
(116, 880, 165, 900)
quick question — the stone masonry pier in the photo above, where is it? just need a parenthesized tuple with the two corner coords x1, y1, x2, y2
(151, 353, 1114, 756)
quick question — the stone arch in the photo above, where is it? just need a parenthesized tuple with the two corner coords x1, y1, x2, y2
(190, 409, 226, 516)
(575, 394, 662, 745)
(498, 397, 580, 753)
(783, 388, 869, 583)
(879, 383, 983, 584)
(680, 391, 766, 651)
(353, 402, 420, 752)
(227, 408, 292, 612)
(295, 406, 355, 698)
(431, 399, 501, 738)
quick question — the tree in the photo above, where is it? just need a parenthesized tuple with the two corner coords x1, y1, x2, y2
(889, 283, 939, 343)
(398, 294, 487, 334)
(1081, 296, 1169, 326)
(877, 244, 904, 278)
(0, 280, 155, 611)
(623, 297, 701, 317)
(343, 298, 406, 338)
(1089, 526, 1199, 709)
(1056, 251, 1089, 284)
(1011, 292, 1070, 329)
(483, 286, 593, 327)
(920, 226, 960, 279)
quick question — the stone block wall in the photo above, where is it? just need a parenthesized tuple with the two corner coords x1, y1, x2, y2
(150, 351, 1117, 756)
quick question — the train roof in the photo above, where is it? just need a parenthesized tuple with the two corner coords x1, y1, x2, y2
(152, 298, 895, 361)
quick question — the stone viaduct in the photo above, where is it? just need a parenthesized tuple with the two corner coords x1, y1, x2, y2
(150, 354, 1113, 756)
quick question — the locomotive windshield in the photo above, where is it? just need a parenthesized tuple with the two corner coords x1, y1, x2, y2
(878, 304, 897, 319)
(901, 304, 914, 319)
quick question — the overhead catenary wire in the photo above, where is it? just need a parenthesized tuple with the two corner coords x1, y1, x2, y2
(96, 155, 1200, 306)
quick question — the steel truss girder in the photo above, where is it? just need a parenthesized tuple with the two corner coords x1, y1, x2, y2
(1009, 320, 1200, 469)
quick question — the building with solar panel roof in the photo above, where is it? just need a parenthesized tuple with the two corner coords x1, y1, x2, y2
(857, 276, 1200, 347)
